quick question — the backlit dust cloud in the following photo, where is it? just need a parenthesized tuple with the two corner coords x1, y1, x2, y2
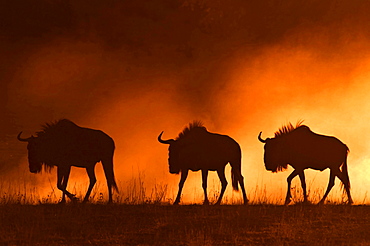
(2, 0, 370, 204)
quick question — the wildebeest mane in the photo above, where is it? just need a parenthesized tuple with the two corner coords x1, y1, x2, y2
(274, 120, 305, 138)
(36, 119, 77, 137)
(176, 121, 207, 140)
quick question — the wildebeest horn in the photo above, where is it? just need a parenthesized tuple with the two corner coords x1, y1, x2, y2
(158, 131, 175, 144)
(258, 132, 267, 143)
(17, 132, 31, 142)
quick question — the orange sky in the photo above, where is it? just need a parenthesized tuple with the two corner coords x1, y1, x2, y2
(2, 0, 370, 204)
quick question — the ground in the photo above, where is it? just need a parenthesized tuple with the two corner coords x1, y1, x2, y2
(1, 204, 370, 245)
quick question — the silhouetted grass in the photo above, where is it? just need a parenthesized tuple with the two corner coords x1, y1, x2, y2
(0, 177, 369, 245)
(0, 174, 171, 205)
(0, 174, 355, 206)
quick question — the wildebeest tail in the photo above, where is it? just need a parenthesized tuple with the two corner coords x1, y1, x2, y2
(108, 168, 119, 193)
(231, 161, 241, 191)
(102, 157, 119, 194)
(341, 151, 350, 189)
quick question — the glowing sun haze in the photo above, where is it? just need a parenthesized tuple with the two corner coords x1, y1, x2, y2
(2, 0, 370, 204)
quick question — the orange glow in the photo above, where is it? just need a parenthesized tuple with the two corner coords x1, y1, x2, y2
(4, 1, 370, 204)
(9, 37, 370, 204)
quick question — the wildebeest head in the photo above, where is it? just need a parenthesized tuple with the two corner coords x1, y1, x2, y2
(258, 132, 288, 172)
(17, 132, 43, 173)
(258, 122, 308, 172)
(158, 131, 181, 174)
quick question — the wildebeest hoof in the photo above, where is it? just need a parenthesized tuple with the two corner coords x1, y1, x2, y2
(70, 196, 79, 203)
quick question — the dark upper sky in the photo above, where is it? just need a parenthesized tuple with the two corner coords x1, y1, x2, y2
(2, 0, 369, 122)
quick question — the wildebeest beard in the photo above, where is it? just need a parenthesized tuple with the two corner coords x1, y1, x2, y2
(263, 142, 289, 173)
(27, 140, 54, 174)
(168, 146, 180, 174)
(269, 163, 288, 173)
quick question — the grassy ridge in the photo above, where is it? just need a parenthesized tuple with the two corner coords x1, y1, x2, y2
(1, 204, 370, 245)
(0, 178, 364, 245)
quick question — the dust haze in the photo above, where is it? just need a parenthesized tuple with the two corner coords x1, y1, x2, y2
(2, 0, 370, 203)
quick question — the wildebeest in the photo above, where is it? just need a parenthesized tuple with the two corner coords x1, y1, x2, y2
(158, 121, 248, 205)
(258, 122, 353, 205)
(17, 119, 118, 203)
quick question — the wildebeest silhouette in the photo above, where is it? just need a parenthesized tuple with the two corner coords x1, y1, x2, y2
(17, 119, 118, 203)
(258, 122, 353, 205)
(158, 121, 248, 205)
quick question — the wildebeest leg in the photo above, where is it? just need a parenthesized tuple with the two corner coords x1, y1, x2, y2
(82, 166, 97, 203)
(60, 167, 71, 203)
(334, 168, 353, 204)
(298, 171, 308, 203)
(318, 169, 335, 204)
(215, 167, 227, 205)
(285, 169, 299, 205)
(201, 170, 209, 205)
(57, 166, 76, 202)
(174, 170, 188, 205)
